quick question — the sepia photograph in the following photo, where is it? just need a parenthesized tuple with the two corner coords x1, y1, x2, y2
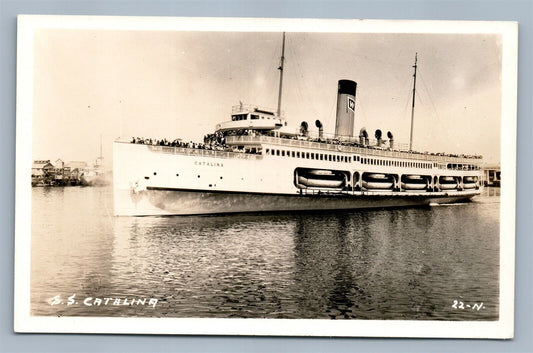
(15, 16, 517, 337)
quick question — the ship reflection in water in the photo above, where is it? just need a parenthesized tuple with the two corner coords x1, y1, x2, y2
(31, 186, 499, 320)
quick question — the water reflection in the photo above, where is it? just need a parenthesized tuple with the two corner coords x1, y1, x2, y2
(31, 186, 500, 320)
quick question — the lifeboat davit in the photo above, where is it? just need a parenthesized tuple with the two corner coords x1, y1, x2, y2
(297, 176, 344, 188)
(401, 175, 429, 191)
(404, 175, 424, 181)
(307, 170, 335, 176)
(363, 181, 394, 189)
(438, 176, 459, 190)
(401, 182, 427, 190)
(463, 176, 477, 183)
(440, 176, 455, 182)
(439, 183, 458, 190)
(366, 173, 388, 180)
(362, 173, 394, 190)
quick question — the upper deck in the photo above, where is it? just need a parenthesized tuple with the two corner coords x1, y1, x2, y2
(216, 104, 286, 132)
(226, 135, 482, 165)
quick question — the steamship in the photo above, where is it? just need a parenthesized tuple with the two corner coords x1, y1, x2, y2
(113, 34, 483, 216)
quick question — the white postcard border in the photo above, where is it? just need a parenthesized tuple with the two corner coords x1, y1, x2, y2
(14, 15, 517, 338)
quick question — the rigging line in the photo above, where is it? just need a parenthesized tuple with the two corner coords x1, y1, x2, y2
(402, 89, 412, 120)
(287, 45, 320, 119)
(417, 69, 440, 121)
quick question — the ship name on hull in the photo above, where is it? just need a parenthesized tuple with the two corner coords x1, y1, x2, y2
(194, 161, 224, 167)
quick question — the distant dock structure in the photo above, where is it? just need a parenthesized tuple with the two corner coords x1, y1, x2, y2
(482, 164, 501, 187)
(31, 159, 90, 187)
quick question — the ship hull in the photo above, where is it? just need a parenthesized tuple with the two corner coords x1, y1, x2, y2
(114, 187, 477, 216)
(113, 141, 482, 216)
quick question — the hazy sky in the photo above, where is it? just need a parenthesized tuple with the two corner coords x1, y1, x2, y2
(32, 29, 502, 167)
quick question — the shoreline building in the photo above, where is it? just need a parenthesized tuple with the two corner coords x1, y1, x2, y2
(482, 164, 501, 187)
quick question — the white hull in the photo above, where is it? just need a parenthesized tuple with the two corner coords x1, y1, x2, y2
(113, 142, 482, 216)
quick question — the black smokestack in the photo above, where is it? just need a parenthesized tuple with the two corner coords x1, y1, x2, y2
(334, 80, 357, 139)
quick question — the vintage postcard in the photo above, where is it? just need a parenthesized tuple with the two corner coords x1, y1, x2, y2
(15, 15, 517, 337)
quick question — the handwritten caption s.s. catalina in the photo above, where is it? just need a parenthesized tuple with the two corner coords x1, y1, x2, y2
(49, 294, 158, 308)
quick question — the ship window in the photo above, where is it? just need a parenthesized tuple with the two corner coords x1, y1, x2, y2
(276, 150, 280, 156)
(266, 148, 270, 154)
(153, 172, 157, 175)
(306, 152, 309, 159)
(282, 150, 285, 156)
(297, 152, 300, 158)
(251, 115, 259, 120)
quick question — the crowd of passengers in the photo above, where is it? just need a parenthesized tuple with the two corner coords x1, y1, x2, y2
(130, 129, 482, 159)
(131, 131, 233, 151)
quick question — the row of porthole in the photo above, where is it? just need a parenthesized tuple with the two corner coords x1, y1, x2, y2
(150, 173, 248, 181)
(147, 173, 258, 184)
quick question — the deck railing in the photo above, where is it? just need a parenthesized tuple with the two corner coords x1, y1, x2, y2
(145, 144, 262, 160)
(225, 135, 481, 164)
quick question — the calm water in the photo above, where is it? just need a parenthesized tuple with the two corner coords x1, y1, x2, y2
(31, 186, 500, 320)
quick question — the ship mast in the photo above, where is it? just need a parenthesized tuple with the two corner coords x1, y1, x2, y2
(276, 32, 286, 117)
(97, 134, 103, 166)
(409, 52, 418, 151)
